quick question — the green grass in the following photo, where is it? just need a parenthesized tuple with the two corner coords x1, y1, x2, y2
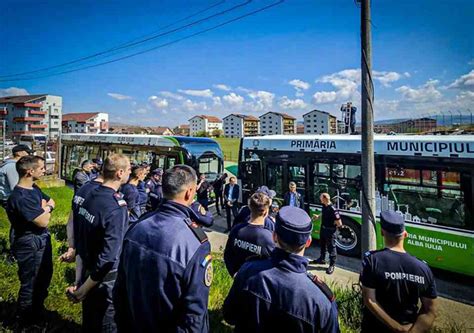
(215, 137, 240, 162)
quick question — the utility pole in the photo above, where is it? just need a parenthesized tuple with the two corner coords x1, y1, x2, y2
(360, 0, 377, 254)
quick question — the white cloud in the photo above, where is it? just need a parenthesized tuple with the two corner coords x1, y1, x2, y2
(288, 79, 310, 95)
(404, 72, 411, 78)
(396, 79, 442, 103)
(373, 71, 403, 87)
(182, 99, 208, 112)
(248, 90, 274, 111)
(212, 96, 222, 107)
(159, 91, 184, 100)
(0, 87, 29, 97)
(448, 70, 474, 91)
(213, 84, 231, 91)
(312, 69, 360, 104)
(134, 108, 148, 114)
(278, 96, 307, 110)
(223, 93, 244, 107)
(148, 96, 169, 109)
(178, 89, 213, 98)
(107, 92, 132, 100)
(312, 91, 338, 104)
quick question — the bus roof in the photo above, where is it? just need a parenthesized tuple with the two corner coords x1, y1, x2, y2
(242, 134, 474, 159)
(61, 133, 223, 158)
(61, 133, 177, 147)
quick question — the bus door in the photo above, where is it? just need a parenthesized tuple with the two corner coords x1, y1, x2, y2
(264, 161, 284, 203)
(238, 160, 262, 204)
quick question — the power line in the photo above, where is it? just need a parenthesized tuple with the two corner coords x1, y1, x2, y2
(0, 0, 247, 79)
(0, 1, 284, 82)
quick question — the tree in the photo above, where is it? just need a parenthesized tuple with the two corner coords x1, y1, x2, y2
(211, 129, 223, 138)
(194, 130, 209, 137)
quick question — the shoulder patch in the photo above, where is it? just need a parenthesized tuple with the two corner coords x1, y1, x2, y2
(204, 260, 213, 287)
(114, 192, 127, 207)
(307, 272, 335, 302)
(364, 251, 372, 257)
(184, 218, 208, 243)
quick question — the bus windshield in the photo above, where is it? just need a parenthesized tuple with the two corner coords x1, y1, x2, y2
(198, 155, 220, 181)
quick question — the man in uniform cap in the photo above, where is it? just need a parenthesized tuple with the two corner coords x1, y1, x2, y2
(360, 211, 437, 333)
(224, 206, 339, 333)
(146, 168, 164, 211)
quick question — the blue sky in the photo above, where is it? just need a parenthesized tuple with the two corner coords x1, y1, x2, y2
(1, 0, 473, 126)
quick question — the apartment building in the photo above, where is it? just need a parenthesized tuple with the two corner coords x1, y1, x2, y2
(259, 112, 296, 135)
(223, 114, 260, 138)
(189, 115, 222, 136)
(0, 94, 62, 139)
(303, 109, 337, 134)
(62, 112, 109, 133)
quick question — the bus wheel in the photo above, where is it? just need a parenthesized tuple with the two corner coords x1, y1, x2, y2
(335, 218, 361, 257)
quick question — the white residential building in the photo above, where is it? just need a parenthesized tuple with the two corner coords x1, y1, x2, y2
(259, 112, 296, 135)
(223, 114, 260, 138)
(0, 94, 62, 139)
(62, 112, 109, 133)
(303, 109, 338, 134)
(189, 115, 223, 136)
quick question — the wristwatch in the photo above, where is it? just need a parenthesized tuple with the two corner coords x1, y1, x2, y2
(47, 204, 54, 213)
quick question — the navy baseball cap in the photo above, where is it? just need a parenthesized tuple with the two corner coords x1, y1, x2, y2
(380, 211, 405, 236)
(256, 186, 276, 199)
(275, 206, 313, 246)
(12, 144, 33, 155)
(151, 168, 164, 176)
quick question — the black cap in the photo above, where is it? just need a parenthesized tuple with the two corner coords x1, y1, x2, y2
(92, 158, 103, 165)
(12, 144, 32, 155)
(380, 211, 405, 236)
(275, 206, 312, 246)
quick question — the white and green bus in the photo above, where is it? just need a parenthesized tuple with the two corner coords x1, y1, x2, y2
(60, 133, 224, 181)
(238, 134, 474, 276)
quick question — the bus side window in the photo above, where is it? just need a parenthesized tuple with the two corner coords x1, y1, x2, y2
(383, 168, 471, 230)
(167, 156, 177, 169)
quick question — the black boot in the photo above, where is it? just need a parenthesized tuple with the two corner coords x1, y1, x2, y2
(312, 257, 327, 265)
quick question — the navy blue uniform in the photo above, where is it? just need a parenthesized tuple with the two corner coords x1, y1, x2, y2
(224, 222, 275, 276)
(224, 248, 339, 333)
(137, 181, 148, 213)
(320, 204, 340, 265)
(360, 249, 437, 332)
(121, 183, 141, 223)
(233, 205, 275, 231)
(113, 200, 212, 332)
(190, 201, 214, 227)
(145, 179, 163, 211)
(6, 184, 53, 322)
(74, 185, 128, 332)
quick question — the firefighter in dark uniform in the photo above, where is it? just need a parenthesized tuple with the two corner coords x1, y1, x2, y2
(360, 211, 438, 333)
(113, 165, 212, 332)
(312, 192, 342, 275)
(232, 186, 276, 231)
(6, 156, 54, 327)
(223, 206, 339, 333)
(145, 168, 163, 211)
(60, 173, 104, 287)
(66, 154, 131, 332)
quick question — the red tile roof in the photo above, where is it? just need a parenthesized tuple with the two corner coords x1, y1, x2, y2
(260, 112, 296, 120)
(0, 94, 47, 104)
(62, 112, 99, 122)
(190, 115, 222, 122)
